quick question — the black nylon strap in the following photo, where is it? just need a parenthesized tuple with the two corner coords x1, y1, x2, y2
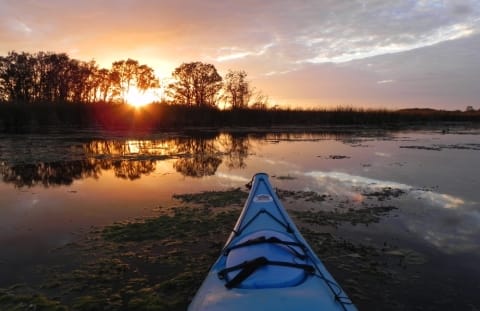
(224, 257, 268, 289)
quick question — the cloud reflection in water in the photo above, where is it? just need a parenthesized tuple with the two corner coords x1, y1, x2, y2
(305, 170, 465, 209)
(303, 171, 479, 255)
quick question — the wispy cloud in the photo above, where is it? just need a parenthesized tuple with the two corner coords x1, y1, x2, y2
(9, 19, 33, 35)
(377, 79, 395, 84)
(299, 22, 478, 64)
(214, 43, 275, 62)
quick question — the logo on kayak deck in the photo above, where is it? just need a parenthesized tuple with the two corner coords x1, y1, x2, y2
(253, 194, 273, 203)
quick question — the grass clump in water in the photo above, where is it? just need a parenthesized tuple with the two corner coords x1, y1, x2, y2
(292, 205, 397, 227)
(277, 189, 329, 203)
(103, 207, 239, 242)
(172, 188, 248, 207)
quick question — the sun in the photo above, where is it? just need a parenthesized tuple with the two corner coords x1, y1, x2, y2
(125, 87, 159, 107)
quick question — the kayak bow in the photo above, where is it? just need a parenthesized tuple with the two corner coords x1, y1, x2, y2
(188, 173, 357, 311)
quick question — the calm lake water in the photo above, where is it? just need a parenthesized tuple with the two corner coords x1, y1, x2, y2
(1, 127, 479, 309)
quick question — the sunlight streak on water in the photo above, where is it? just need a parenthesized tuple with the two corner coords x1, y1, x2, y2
(126, 140, 141, 154)
(216, 172, 251, 183)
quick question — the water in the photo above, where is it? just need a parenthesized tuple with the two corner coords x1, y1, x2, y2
(0, 127, 479, 309)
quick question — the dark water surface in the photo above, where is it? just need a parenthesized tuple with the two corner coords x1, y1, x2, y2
(0, 127, 479, 309)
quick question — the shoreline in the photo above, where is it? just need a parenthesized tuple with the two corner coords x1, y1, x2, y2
(1, 122, 480, 136)
(1, 102, 480, 134)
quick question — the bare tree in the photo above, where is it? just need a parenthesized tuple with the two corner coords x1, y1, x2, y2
(223, 70, 251, 109)
(250, 88, 270, 110)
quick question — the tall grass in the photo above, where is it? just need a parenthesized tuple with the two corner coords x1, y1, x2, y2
(0, 102, 479, 133)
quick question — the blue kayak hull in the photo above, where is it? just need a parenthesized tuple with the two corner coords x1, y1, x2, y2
(188, 173, 357, 311)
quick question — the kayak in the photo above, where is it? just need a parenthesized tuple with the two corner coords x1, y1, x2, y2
(188, 173, 357, 311)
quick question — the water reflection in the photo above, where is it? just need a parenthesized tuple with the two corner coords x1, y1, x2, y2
(0, 133, 253, 187)
(0, 160, 101, 187)
(172, 135, 222, 177)
(112, 160, 156, 180)
(304, 170, 466, 209)
(302, 170, 479, 255)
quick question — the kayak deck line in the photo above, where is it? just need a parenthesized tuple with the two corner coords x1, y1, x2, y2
(223, 235, 308, 259)
(188, 173, 357, 311)
(232, 208, 294, 236)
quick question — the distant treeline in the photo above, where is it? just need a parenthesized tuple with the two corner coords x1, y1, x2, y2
(1, 102, 479, 133)
(1, 51, 479, 132)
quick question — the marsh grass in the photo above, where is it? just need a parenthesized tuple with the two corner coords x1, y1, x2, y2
(292, 205, 397, 227)
(1, 103, 479, 133)
(103, 206, 239, 242)
(277, 188, 330, 202)
(172, 188, 248, 208)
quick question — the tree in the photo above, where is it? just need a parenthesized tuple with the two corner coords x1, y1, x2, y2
(0, 51, 36, 103)
(37, 52, 73, 103)
(167, 62, 222, 107)
(72, 60, 100, 103)
(223, 70, 251, 109)
(0, 55, 9, 101)
(111, 59, 159, 103)
(95, 68, 119, 102)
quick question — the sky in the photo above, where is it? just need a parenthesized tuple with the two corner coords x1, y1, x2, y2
(1, 0, 479, 110)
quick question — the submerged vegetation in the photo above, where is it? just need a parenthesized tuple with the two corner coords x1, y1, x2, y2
(0, 187, 451, 310)
(102, 206, 239, 242)
(172, 188, 248, 207)
(1, 205, 240, 311)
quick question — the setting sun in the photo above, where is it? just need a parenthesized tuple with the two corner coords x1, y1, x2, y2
(125, 87, 159, 107)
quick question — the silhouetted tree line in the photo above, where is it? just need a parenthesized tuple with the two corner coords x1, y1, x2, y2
(0, 51, 263, 109)
(1, 51, 479, 132)
(0, 51, 158, 104)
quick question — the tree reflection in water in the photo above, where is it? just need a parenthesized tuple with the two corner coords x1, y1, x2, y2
(112, 160, 156, 180)
(223, 133, 250, 169)
(0, 132, 252, 187)
(173, 133, 221, 178)
(0, 160, 102, 187)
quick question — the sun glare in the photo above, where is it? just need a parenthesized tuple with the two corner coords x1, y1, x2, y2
(125, 87, 159, 107)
